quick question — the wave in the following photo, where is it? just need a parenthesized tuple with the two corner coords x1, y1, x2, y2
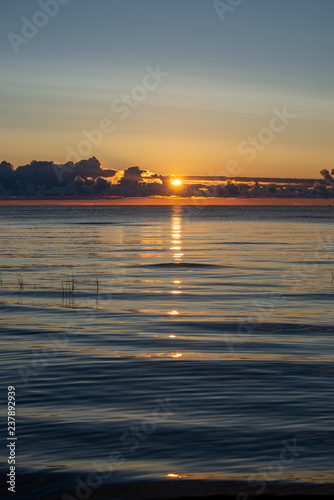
(72, 222, 151, 226)
(172, 320, 334, 333)
(147, 262, 222, 268)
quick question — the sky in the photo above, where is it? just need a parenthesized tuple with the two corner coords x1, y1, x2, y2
(1, 0, 334, 178)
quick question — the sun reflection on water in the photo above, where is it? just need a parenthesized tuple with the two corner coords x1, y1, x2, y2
(166, 208, 184, 357)
(171, 206, 183, 264)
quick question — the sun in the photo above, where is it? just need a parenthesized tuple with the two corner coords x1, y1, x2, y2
(171, 179, 182, 186)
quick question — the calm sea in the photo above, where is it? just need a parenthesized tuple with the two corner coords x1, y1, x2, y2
(0, 205, 333, 499)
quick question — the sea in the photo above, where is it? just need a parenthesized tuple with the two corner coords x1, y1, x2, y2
(0, 204, 333, 499)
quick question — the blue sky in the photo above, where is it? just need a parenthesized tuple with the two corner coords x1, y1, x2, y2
(1, 0, 334, 177)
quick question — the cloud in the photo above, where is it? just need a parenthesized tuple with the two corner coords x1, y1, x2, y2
(119, 166, 145, 185)
(56, 157, 117, 184)
(70, 157, 116, 180)
(15, 160, 60, 187)
(0, 161, 15, 184)
(0, 156, 117, 192)
(319, 169, 334, 185)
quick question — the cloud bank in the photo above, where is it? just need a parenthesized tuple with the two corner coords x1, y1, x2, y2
(0, 157, 332, 199)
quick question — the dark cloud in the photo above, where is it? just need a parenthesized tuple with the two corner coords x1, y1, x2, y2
(15, 160, 60, 187)
(71, 157, 116, 180)
(320, 169, 334, 185)
(119, 166, 145, 185)
(0, 161, 15, 188)
(0, 157, 117, 194)
(56, 157, 117, 184)
(0, 161, 14, 173)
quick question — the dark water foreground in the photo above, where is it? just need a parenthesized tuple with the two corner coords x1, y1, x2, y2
(0, 205, 333, 499)
(1, 474, 334, 500)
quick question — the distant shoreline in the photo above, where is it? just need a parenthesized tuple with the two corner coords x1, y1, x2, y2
(0, 197, 332, 206)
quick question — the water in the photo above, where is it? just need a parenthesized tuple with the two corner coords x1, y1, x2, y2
(0, 205, 333, 499)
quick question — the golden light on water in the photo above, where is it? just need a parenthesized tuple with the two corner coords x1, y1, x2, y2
(171, 208, 183, 264)
(168, 207, 184, 310)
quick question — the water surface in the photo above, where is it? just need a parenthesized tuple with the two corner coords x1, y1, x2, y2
(0, 205, 333, 498)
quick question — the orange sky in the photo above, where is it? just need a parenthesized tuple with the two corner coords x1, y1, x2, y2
(2, 1, 334, 178)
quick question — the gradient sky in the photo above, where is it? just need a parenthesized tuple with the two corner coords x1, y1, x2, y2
(1, 0, 334, 177)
